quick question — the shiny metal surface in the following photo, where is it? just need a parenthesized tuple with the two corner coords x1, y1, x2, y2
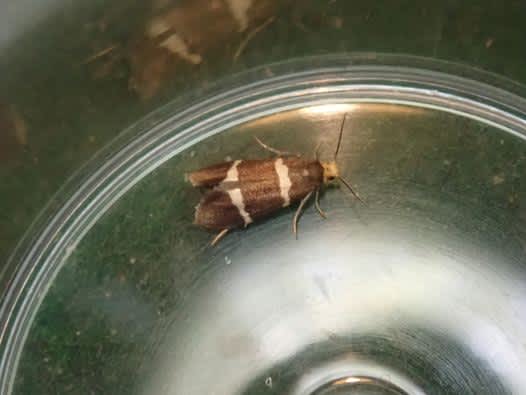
(140, 107, 526, 395)
(3, 62, 526, 394)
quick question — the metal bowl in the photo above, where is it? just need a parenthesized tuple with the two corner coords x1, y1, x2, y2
(2, 56, 526, 394)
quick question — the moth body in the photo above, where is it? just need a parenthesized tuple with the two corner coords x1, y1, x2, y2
(187, 113, 361, 246)
(189, 157, 336, 230)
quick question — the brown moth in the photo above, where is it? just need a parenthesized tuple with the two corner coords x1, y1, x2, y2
(187, 114, 363, 246)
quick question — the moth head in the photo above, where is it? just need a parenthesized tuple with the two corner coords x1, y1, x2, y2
(321, 161, 339, 183)
(319, 113, 365, 204)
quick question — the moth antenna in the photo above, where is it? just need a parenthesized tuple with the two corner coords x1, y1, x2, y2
(254, 136, 297, 157)
(333, 113, 348, 161)
(338, 176, 366, 205)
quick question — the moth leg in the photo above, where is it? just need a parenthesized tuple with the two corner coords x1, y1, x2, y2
(210, 228, 229, 247)
(254, 137, 297, 157)
(292, 190, 314, 239)
(314, 189, 327, 219)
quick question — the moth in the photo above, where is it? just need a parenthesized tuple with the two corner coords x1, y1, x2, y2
(187, 114, 363, 245)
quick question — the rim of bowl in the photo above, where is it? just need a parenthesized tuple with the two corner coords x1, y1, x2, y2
(2, 53, 526, 394)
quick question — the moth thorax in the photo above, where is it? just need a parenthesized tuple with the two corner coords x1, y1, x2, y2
(321, 161, 339, 183)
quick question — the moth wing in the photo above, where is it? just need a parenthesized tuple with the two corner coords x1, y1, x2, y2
(283, 158, 324, 201)
(187, 161, 233, 188)
(189, 159, 281, 188)
(192, 158, 323, 230)
(194, 189, 245, 230)
(216, 180, 242, 190)
(236, 159, 320, 221)
(241, 179, 291, 221)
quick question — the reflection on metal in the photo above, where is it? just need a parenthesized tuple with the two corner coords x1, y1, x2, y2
(140, 97, 526, 394)
(143, 194, 526, 394)
(5, 60, 526, 395)
(316, 375, 409, 394)
(332, 376, 365, 386)
(300, 104, 356, 115)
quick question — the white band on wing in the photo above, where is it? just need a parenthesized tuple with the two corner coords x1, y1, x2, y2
(274, 158, 292, 207)
(224, 160, 252, 226)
